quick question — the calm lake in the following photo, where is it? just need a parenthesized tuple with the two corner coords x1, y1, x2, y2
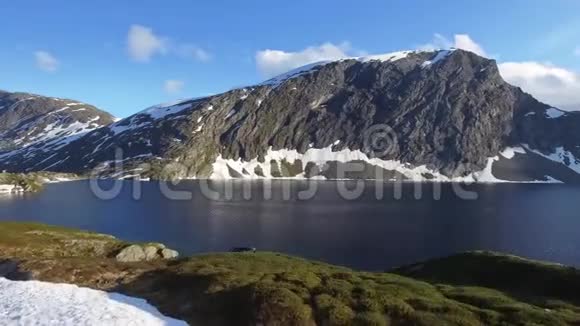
(1, 180, 579, 270)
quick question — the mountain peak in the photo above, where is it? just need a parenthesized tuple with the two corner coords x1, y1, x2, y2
(256, 48, 498, 89)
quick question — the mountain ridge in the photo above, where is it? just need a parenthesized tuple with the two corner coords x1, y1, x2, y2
(1, 49, 579, 182)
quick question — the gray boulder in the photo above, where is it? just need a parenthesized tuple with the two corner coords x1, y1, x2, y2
(143, 246, 160, 261)
(160, 248, 179, 259)
(115, 245, 146, 262)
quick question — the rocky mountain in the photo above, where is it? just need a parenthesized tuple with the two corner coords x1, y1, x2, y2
(0, 91, 115, 171)
(1, 49, 579, 182)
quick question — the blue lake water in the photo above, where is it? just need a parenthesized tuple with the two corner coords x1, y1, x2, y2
(1, 180, 579, 270)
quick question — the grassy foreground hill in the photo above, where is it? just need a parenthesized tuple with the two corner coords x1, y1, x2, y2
(1, 222, 580, 325)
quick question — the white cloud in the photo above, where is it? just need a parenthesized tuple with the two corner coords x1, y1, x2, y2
(127, 25, 211, 63)
(192, 48, 211, 62)
(175, 44, 211, 62)
(127, 24, 168, 62)
(453, 34, 487, 57)
(34, 51, 59, 72)
(418, 33, 453, 51)
(164, 79, 184, 95)
(256, 42, 354, 78)
(499, 61, 580, 111)
(419, 34, 487, 57)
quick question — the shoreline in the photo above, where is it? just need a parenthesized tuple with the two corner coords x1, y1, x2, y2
(45, 176, 568, 184)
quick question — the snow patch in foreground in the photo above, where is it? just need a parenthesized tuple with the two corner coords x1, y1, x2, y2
(0, 278, 187, 325)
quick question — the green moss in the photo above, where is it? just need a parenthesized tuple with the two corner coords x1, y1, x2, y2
(251, 282, 314, 325)
(254, 166, 265, 177)
(304, 162, 322, 178)
(328, 303, 355, 325)
(353, 312, 389, 326)
(380, 297, 415, 318)
(279, 159, 303, 177)
(0, 222, 124, 258)
(270, 160, 282, 178)
(393, 251, 580, 304)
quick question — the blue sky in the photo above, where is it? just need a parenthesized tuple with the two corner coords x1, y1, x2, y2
(1, 0, 579, 117)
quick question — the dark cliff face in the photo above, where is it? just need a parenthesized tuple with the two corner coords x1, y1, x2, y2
(0, 50, 578, 181)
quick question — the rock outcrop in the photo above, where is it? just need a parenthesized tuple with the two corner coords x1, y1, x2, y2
(115, 245, 146, 262)
(115, 244, 179, 262)
(160, 248, 179, 259)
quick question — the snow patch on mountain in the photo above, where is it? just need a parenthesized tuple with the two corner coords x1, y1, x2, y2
(210, 146, 452, 180)
(524, 145, 580, 174)
(211, 146, 482, 182)
(357, 50, 417, 63)
(28, 120, 100, 145)
(499, 146, 526, 159)
(105, 97, 208, 137)
(109, 119, 149, 136)
(209, 145, 563, 183)
(422, 49, 455, 68)
(259, 61, 332, 87)
(545, 108, 566, 119)
(225, 109, 236, 119)
(137, 98, 197, 120)
(0, 119, 104, 161)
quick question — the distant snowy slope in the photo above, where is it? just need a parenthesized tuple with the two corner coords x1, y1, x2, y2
(0, 91, 114, 149)
(0, 90, 114, 169)
(0, 278, 187, 325)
